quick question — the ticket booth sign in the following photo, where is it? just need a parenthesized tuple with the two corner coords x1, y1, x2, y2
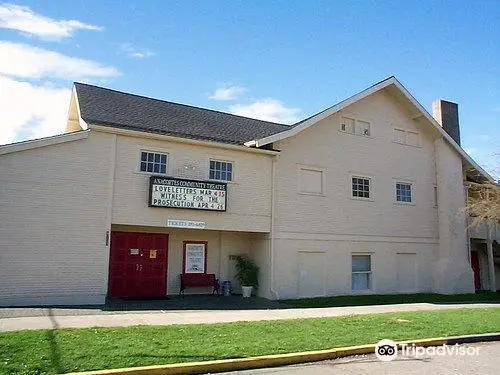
(149, 176, 226, 211)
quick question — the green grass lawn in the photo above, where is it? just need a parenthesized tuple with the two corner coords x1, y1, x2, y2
(282, 292, 500, 308)
(1, 308, 499, 375)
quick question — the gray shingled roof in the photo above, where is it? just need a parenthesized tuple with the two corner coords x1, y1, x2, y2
(74, 82, 291, 145)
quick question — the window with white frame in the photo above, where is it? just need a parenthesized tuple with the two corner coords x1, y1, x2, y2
(340, 116, 371, 136)
(393, 128, 419, 147)
(396, 182, 412, 203)
(140, 151, 167, 174)
(352, 176, 370, 198)
(209, 160, 233, 181)
(352, 254, 372, 290)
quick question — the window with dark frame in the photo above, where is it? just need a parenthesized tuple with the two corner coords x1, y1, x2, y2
(396, 182, 412, 203)
(209, 160, 232, 181)
(352, 177, 370, 198)
(140, 151, 167, 174)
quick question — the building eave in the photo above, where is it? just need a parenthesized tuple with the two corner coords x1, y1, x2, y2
(247, 76, 495, 183)
(0, 130, 90, 155)
(89, 124, 280, 156)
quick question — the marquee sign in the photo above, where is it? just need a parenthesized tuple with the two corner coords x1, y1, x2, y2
(149, 176, 227, 211)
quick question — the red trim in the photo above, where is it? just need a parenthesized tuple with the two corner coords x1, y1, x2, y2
(182, 241, 208, 274)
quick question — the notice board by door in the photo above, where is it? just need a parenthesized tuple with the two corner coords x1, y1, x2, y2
(108, 232, 168, 298)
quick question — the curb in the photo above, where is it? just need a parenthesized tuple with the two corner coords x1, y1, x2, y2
(66, 333, 500, 375)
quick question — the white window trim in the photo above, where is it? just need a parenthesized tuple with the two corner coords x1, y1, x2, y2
(297, 164, 327, 196)
(349, 173, 374, 201)
(136, 147, 170, 176)
(393, 179, 415, 206)
(392, 127, 421, 148)
(351, 253, 373, 293)
(339, 114, 373, 138)
(206, 157, 236, 183)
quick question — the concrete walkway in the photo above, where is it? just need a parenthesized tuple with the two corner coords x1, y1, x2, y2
(1, 303, 498, 332)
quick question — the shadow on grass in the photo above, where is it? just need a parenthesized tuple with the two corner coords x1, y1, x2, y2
(281, 292, 500, 309)
(46, 308, 64, 374)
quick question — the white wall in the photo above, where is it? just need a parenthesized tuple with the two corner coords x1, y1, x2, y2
(270, 90, 451, 297)
(434, 138, 474, 293)
(0, 132, 115, 306)
(111, 133, 274, 233)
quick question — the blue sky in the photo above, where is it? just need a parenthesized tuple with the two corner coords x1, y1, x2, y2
(0, 1, 498, 178)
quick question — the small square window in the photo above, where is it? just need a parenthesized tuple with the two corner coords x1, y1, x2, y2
(396, 182, 412, 203)
(356, 120, 371, 136)
(209, 160, 233, 181)
(341, 117, 355, 133)
(140, 151, 168, 175)
(352, 177, 370, 198)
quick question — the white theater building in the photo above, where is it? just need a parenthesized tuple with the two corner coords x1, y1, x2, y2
(0, 76, 498, 306)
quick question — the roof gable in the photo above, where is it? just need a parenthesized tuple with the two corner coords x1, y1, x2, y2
(74, 82, 290, 146)
(246, 76, 494, 183)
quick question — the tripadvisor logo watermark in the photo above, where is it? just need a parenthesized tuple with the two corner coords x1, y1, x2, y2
(375, 339, 480, 361)
(375, 339, 398, 361)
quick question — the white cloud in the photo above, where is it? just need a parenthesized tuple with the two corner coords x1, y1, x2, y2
(120, 43, 155, 59)
(209, 86, 246, 100)
(0, 75, 71, 145)
(464, 147, 476, 156)
(228, 98, 300, 124)
(0, 3, 101, 40)
(0, 41, 119, 80)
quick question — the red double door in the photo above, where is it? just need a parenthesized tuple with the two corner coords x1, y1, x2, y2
(108, 232, 168, 298)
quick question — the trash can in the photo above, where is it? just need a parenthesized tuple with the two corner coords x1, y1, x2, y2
(222, 280, 232, 296)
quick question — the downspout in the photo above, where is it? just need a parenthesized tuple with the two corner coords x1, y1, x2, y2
(269, 155, 280, 300)
(104, 133, 117, 301)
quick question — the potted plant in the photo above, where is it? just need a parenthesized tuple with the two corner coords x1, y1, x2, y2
(234, 255, 259, 298)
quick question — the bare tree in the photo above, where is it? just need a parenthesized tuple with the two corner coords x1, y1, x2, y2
(465, 182, 500, 227)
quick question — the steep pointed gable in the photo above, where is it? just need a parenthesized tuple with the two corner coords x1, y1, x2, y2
(247, 76, 494, 183)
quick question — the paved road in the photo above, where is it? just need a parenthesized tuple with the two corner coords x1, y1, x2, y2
(1, 303, 498, 332)
(219, 342, 499, 375)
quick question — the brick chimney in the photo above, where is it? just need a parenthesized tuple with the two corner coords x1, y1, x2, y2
(432, 99, 461, 145)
